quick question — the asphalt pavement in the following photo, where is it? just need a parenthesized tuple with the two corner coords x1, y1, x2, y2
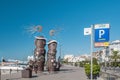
(1, 65, 88, 80)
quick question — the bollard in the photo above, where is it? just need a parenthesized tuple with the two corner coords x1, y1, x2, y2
(10, 69, 12, 80)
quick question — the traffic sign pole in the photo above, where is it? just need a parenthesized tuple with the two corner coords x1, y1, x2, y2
(90, 25, 93, 80)
(84, 25, 93, 80)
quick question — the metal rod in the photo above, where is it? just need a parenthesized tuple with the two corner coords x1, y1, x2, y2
(60, 45, 61, 60)
(105, 47, 107, 72)
(90, 25, 93, 80)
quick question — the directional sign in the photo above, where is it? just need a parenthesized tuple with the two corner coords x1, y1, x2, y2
(94, 24, 110, 42)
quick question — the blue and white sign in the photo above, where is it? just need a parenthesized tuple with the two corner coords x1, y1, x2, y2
(94, 24, 110, 42)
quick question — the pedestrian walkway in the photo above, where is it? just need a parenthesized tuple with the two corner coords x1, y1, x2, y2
(101, 68, 120, 77)
(1, 65, 88, 80)
(100, 68, 120, 80)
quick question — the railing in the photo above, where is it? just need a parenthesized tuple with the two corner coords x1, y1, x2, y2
(0, 68, 23, 80)
(100, 67, 120, 80)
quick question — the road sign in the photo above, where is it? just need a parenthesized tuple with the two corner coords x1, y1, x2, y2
(94, 42, 109, 47)
(94, 24, 110, 42)
(84, 28, 91, 35)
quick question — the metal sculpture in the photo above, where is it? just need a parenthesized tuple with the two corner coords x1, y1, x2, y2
(47, 40, 57, 72)
(26, 25, 42, 35)
(34, 36, 46, 73)
(27, 26, 62, 73)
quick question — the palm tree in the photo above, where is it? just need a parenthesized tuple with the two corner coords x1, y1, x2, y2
(110, 50, 120, 67)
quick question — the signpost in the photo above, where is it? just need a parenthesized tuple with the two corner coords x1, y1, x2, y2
(84, 26, 93, 80)
(84, 24, 110, 80)
(90, 25, 93, 80)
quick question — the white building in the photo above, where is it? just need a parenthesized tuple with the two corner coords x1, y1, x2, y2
(63, 40, 120, 63)
(64, 55, 74, 62)
(109, 40, 120, 55)
(72, 56, 85, 62)
(97, 49, 108, 63)
(63, 54, 87, 62)
(94, 40, 120, 63)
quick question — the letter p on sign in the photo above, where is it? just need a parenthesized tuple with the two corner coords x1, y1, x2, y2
(99, 30, 105, 38)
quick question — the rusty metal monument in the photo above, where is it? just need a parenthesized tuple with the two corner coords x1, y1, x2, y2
(34, 36, 46, 73)
(28, 26, 61, 73)
(47, 40, 57, 72)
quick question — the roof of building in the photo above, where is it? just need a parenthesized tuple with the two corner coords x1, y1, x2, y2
(111, 40, 120, 44)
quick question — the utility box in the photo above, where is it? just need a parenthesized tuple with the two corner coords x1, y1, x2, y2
(22, 69, 32, 78)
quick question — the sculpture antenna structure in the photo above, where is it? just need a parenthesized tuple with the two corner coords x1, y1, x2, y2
(49, 27, 63, 39)
(26, 25, 42, 35)
(49, 29, 55, 36)
(36, 25, 42, 32)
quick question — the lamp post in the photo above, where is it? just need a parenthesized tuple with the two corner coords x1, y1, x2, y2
(60, 44, 62, 61)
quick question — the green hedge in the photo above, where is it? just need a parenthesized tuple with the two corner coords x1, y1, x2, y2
(84, 64, 100, 75)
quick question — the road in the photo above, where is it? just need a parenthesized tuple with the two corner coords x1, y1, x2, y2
(1, 65, 88, 80)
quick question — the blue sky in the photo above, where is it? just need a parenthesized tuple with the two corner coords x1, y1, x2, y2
(0, 0, 120, 60)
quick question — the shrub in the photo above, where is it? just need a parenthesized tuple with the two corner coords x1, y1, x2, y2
(75, 62, 78, 66)
(79, 62, 84, 67)
(84, 64, 90, 75)
(93, 65, 100, 75)
(84, 64, 100, 79)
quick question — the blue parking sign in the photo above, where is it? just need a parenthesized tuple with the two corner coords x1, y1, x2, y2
(95, 28, 109, 42)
